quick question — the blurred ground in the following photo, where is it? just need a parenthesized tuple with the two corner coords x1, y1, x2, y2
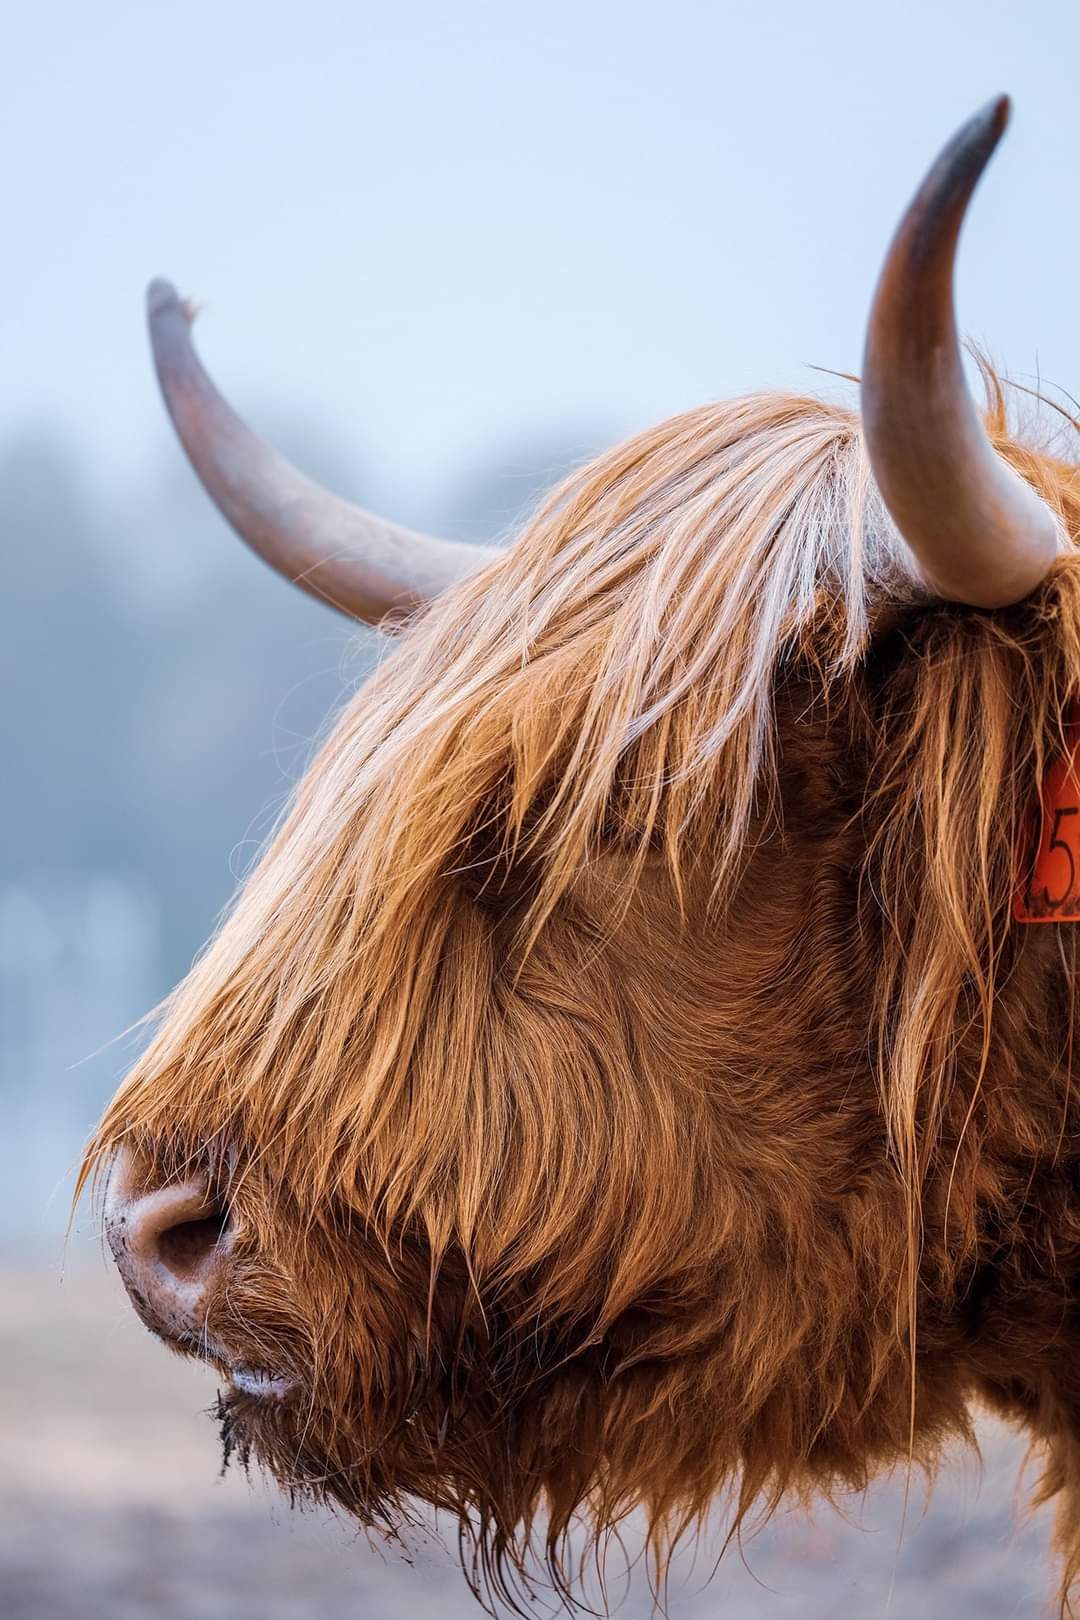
(0, 1265, 1056, 1619)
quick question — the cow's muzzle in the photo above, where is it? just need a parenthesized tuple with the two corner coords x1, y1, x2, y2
(104, 1148, 232, 1348)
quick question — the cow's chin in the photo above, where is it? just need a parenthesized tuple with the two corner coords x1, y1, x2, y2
(213, 1381, 447, 1539)
(205, 1362, 306, 1480)
(214, 1383, 296, 1478)
(212, 1383, 356, 1511)
(196, 1256, 572, 1587)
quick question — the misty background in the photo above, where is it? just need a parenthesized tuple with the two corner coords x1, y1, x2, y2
(1, 5, 1078, 1615)
(5, 0, 1080, 1255)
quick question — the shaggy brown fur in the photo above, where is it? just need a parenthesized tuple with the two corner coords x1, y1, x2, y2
(83, 382, 1080, 1610)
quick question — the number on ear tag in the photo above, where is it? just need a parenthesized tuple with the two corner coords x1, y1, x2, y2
(1015, 703, 1080, 923)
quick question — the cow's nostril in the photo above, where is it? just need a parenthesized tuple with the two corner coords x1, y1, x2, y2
(156, 1208, 231, 1281)
(106, 1156, 235, 1344)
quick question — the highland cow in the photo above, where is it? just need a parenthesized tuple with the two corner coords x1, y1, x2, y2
(85, 98, 1080, 1609)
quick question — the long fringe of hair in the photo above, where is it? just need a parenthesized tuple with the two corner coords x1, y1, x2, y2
(82, 376, 1080, 1605)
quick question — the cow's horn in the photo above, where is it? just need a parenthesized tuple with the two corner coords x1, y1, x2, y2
(862, 96, 1060, 608)
(146, 279, 498, 626)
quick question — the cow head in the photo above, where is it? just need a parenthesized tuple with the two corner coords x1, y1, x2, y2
(84, 99, 1080, 1605)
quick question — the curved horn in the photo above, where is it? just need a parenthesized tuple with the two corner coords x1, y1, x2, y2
(146, 279, 498, 626)
(862, 96, 1059, 608)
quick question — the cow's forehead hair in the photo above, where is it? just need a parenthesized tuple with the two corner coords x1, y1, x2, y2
(83, 383, 1080, 1244)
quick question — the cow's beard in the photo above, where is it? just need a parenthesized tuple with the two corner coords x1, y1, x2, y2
(207, 1311, 616, 1613)
(211, 1386, 397, 1519)
(215, 1390, 508, 1612)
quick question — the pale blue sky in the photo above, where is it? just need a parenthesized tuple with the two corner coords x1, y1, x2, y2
(4, 0, 1079, 530)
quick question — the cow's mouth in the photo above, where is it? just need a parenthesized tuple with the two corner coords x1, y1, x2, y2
(164, 1334, 300, 1402)
(229, 1366, 297, 1400)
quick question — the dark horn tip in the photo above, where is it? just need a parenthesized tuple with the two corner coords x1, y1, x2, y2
(986, 93, 1011, 136)
(146, 277, 198, 328)
(885, 96, 1015, 280)
(147, 278, 179, 317)
(952, 94, 1011, 176)
(970, 93, 1011, 154)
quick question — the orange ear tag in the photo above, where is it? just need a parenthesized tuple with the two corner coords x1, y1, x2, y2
(1015, 702, 1080, 923)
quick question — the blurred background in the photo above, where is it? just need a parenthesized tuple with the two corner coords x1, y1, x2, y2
(2, 1, 1078, 1614)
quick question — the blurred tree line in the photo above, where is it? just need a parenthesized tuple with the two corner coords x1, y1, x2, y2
(1, 411, 603, 989)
